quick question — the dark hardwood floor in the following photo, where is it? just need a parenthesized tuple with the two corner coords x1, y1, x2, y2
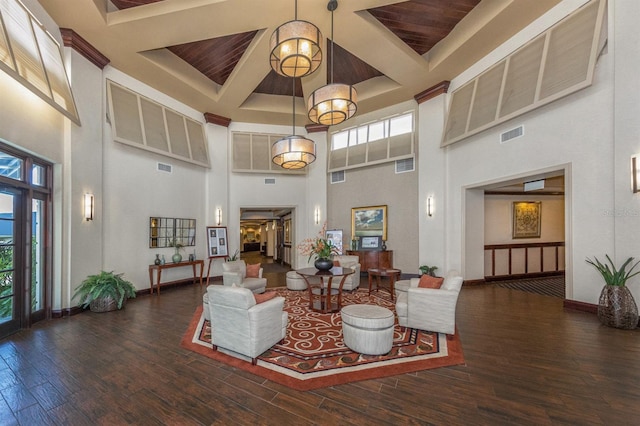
(1, 277, 639, 424)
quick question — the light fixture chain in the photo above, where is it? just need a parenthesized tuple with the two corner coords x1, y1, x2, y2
(330, 6, 334, 84)
(292, 77, 296, 132)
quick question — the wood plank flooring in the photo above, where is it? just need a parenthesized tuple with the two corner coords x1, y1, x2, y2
(1, 282, 639, 425)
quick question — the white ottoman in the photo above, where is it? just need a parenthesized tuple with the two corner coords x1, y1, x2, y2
(202, 292, 210, 321)
(341, 304, 394, 355)
(286, 271, 307, 290)
(394, 279, 411, 299)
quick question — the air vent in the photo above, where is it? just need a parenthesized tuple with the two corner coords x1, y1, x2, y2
(157, 162, 172, 173)
(264, 178, 276, 185)
(500, 126, 524, 143)
(395, 157, 415, 173)
(331, 170, 345, 184)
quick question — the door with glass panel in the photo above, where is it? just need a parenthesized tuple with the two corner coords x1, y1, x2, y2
(0, 189, 22, 337)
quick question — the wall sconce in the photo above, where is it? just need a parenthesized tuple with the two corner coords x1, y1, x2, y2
(216, 208, 222, 226)
(315, 207, 321, 225)
(633, 156, 639, 193)
(427, 196, 434, 217)
(83, 193, 94, 221)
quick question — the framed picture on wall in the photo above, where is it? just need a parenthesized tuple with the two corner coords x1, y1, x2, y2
(326, 229, 343, 255)
(206, 226, 228, 258)
(351, 205, 387, 241)
(512, 202, 541, 238)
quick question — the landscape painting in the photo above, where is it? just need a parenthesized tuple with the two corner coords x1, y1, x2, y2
(351, 205, 387, 241)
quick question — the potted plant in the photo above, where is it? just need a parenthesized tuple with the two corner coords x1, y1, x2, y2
(419, 265, 438, 277)
(297, 222, 339, 271)
(586, 255, 639, 329)
(72, 271, 137, 313)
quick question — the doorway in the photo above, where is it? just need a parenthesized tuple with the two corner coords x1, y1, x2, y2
(0, 145, 51, 339)
(239, 207, 294, 266)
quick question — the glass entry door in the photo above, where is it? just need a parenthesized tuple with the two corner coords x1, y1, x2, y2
(0, 189, 21, 337)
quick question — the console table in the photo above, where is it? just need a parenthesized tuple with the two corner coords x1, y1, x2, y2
(346, 250, 393, 272)
(148, 259, 205, 295)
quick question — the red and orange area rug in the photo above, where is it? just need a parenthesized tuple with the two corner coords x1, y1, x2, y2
(181, 287, 464, 391)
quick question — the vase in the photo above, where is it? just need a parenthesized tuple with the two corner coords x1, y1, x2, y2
(154, 254, 161, 265)
(172, 252, 182, 264)
(314, 258, 333, 271)
(598, 285, 639, 329)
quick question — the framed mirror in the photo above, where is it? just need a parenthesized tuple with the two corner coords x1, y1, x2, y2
(150, 217, 196, 248)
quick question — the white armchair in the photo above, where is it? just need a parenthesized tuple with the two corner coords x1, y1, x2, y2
(333, 255, 361, 291)
(207, 285, 288, 365)
(395, 271, 463, 335)
(222, 260, 267, 293)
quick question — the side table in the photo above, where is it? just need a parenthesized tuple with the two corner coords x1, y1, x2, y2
(368, 268, 402, 301)
(148, 259, 205, 295)
(296, 267, 354, 313)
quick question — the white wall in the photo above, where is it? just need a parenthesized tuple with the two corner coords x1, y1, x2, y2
(419, 0, 619, 304)
(102, 68, 209, 290)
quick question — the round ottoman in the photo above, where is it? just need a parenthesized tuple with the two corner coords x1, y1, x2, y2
(286, 271, 307, 291)
(341, 304, 394, 355)
(394, 279, 411, 299)
(202, 292, 210, 321)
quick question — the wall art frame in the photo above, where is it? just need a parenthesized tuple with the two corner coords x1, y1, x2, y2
(512, 201, 541, 239)
(351, 205, 387, 241)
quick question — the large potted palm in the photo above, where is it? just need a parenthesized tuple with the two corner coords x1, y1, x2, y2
(73, 271, 137, 312)
(586, 255, 639, 329)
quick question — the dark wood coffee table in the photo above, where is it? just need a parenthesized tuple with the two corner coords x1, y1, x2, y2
(297, 267, 354, 313)
(368, 268, 402, 301)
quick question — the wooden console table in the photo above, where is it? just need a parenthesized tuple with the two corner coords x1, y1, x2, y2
(346, 250, 393, 272)
(148, 259, 205, 295)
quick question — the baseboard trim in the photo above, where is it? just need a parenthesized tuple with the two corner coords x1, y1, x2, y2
(51, 305, 84, 318)
(563, 299, 598, 314)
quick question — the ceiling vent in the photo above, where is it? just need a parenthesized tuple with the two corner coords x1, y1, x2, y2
(157, 162, 172, 173)
(395, 157, 415, 173)
(500, 125, 524, 143)
(331, 170, 345, 184)
(264, 178, 276, 185)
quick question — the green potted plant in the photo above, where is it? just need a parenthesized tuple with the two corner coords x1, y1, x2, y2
(419, 265, 438, 277)
(586, 255, 639, 329)
(72, 271, 137, 313)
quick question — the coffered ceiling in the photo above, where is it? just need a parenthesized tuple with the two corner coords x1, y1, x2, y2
(38, 0, 563, 126)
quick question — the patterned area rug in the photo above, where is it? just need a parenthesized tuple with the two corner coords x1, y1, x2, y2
(181, 287, 464, 391)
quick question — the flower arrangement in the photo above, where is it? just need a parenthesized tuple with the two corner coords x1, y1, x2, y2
(297, 222, 339, 262)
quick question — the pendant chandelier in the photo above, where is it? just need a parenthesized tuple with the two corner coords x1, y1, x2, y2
(271, 79, 317, 169)
(270, 0, 322, 78)
(307, 0, 357, 126)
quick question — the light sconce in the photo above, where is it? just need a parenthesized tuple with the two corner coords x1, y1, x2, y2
(83, 193, 94, 221)
(216, 208, 222, 226)
(272, 220, 277, 231)
(427, 196, 434, 217)
(315, 207, 321, 225)
(270, 0, 322, 78)
(632, 156, 639, 193)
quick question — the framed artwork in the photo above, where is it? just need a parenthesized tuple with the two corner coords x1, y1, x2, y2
(512, 202, 541, 238)
(326, 229, 343, 255)
(207, 226, 228, 258)
(359, 236, 382, 251)
(352, 205, 387, 241)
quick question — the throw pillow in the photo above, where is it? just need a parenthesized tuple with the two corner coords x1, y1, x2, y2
(254, 291, 276, 304)
(246, 263, 261, 278)
(418, 275, 444, 289)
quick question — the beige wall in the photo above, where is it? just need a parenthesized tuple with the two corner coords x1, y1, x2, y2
(327, 161, 419, 273)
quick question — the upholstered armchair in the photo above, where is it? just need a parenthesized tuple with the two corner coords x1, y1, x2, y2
(395, 271, 464, 335)
(207, 285, 288, 365)
(222, 260, 267, 293)
(332, 255, 361, 291)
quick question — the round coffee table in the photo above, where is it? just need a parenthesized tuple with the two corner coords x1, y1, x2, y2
(297, 267, 354, 313)
(368, 268, 402, 301)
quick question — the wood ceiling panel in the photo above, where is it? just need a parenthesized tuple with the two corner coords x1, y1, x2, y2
(111, 0, 162, 9)
(167, 31, 258, 86)
(328, 41, 383, 86)
(368, 0, 480, 55)
(254, 72, 304, 98)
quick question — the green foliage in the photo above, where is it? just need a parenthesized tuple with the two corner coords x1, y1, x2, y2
(72, 271, 136, 310)
(586, 255, 640, 287)
(419, 265, 438, 277)
(227, 249, 239, 261)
